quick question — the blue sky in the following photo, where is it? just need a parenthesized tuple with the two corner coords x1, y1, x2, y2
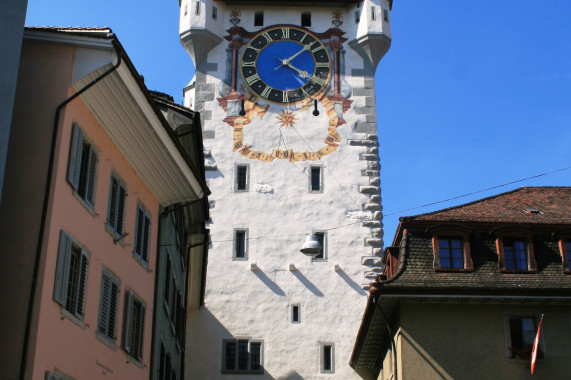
(26, 1, 571, 244)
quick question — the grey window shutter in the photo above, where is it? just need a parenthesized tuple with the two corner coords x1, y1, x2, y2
(142, 212, 150, 261)
(75, 249, 89, 317)
(108, 178, 118, 228)
(44, 372, 57, 380)
(117, 185, 126, 234)
(98, 273, 111, 336)
(85, 148, 98, 207)
(135, 207, 143, 255)
(109, 280, 119, 339)
(123, 290, 134, 353)
(137, 303, 146, 360)
(53, 231, 72, 306)
(67, 124, 83, 190)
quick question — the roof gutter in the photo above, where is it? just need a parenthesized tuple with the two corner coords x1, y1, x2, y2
(21, 48, 122, 380)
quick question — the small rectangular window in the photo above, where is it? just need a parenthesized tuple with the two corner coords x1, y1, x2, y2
(107, 174, 127, 236)
(504, 239, 528, 270)
(383, 8, 389, 22)
(292, 305, 300, 323)
(134, 205, 151, 264)
(212, 6, 217, 20)
(68, 124, 99, 208)
(505, 314, 543, 360)
(313, 232, 326, 260)
(301, 12, 311, 27)
(310, 166, 322, 192)
(438, 237, 464, 269)
(371, 6, 376, 21)
(254, 11, 264, 27)
(355, 10, 360, 24)
(53, 230, 89, 321)
(234, 229, 247, 258)
(236, 165, 248, 191)
(195, 1, 200, 15)
(320, 343, 334, 373)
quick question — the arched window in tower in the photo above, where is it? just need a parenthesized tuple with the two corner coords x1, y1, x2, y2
(301, 12, 311, 27)
(254, 11, 264, 27)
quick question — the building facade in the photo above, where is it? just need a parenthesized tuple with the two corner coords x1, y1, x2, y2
(351, 187, 571, 380)
(1, 28, 208, 380)
(179, 0, 393, 378)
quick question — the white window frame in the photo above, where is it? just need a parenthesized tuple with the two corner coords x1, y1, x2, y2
(97, 268, 121, 345)
(123, 289, 146, 363)
(134, 203, 151, 265)
(53, 230, 90, 322)
(319, 342, 335, 373)
(235, 164, 249, 192)
(308, 164, 323, 193)
(67, 123, 99, 208)
(233, 228, 248, 260)
(107, 173, 127, 237)
(312, 231, 327, 261)
(222, 338, 264, 374)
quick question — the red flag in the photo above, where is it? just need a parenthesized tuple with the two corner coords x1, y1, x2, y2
(531, 314, 544, 375)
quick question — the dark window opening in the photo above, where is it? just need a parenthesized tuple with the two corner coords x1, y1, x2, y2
(301, 12, 311, 27)
(236, 165, 247, 191)
(439, 237, 464, 269)
(504, 239, 528, 270)
(311, 166, 321, 191)
(323, 345, 332, 371)
(254, 11, 264, 27)
(235, 230, 246, 258)
(313, 232, 325, 260)
(292, 305, 300, 322)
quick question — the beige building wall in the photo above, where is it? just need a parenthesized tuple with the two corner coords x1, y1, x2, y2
(378, 303, 571, 380)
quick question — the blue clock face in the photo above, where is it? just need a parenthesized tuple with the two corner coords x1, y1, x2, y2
(241, 26, 331, 103)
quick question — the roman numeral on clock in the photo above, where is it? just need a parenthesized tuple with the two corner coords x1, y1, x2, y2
(260, 86, 272, 98)
(246, 73, 261, 85)
(282, 91, 289, 103)
(242, 61, 255, 67)
(315, 62, 330, 68)
(311, 45, 324, 54)
(262, 32, 273, 43)
(281, 28, 290, 39)
(310, 76, 326, 86)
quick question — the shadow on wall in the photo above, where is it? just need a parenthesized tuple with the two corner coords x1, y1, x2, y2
(336, 269, 367, 295)
(292, 270, 324, 297)
(252, 267, 286, 296)
(187, 307, 279, 379)
(277, 370, 304, 380)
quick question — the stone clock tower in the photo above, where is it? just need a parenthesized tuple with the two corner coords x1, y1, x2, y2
(179, 0, 392, 378)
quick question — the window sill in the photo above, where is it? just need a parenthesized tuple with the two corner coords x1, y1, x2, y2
(499, 269, 538, 274)
(71, 189, 97, 217)
(105, 224, 126, 247)
(132, 252, 151, 273)
(96, 331, 117, 351)
(434, 267, 473, 273)
(59, 307, 86, 329)
(125, 352, 144, 369)
(221, 370, 264, 375)
(233, 257, 249, 261)
(312, 258, 328, 262)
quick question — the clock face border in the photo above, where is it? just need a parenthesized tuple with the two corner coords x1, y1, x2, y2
(240, 26, 332, 104)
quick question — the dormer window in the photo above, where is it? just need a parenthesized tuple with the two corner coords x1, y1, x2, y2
(301, 12, 311, 27)
(557, 239, 571, 273)
(493, 228, 537, 273)
(429, 225, 473, 272)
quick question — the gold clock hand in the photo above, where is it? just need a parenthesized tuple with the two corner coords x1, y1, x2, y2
(285, 62, 309, 78)
(283, 41, 315, 65)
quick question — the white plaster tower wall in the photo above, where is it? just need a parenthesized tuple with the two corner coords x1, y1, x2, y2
(180, 1, 392, 378)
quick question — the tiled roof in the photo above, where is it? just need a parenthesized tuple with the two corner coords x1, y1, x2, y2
(379, 230, 571, 294)
(402, 187, 571, 225)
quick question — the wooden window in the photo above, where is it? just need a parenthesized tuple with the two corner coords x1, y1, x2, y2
(430, 226, 473, 272)
(222, 339, 263, 373)
(234, 229, 247, 259)
(495, 232, 537, 272)
(301, 12, 311, 27)
(134, 204, 151, 263)
(123, 290, 146, 362)
(97, 269, 120, 343)
(236, 165, 248, 191)
(67, 124, 98, 208)
(254, 11, 264, 27)
(53, 230, 89, 321)
(504, 313, 543, 360)
(107, 174, 127, 236)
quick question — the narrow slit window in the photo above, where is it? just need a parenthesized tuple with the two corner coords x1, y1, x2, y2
(195, 1, 201, 15)
(236, 165, 248, 191)
(235, 230, 247, 258)
(383, 8, 389, 22)
(371, 6, 376, 21)
(301, 12, 311, 27)
(254, 11, 264, 27)
(313, 232, 326, 260)
(355, 10, 360, 23)
(212, 6, 217, 20)
(292, 305, 300, 322)
(310, 166, 322, 192)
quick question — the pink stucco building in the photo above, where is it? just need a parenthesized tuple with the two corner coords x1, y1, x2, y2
(0, 27, 208, 380)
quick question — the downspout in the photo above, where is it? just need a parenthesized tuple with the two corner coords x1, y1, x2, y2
(20, 53, 122, 380)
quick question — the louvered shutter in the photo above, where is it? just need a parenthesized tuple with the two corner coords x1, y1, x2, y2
(123, 290, 134, 353)
(75, 249, 89, 317)
(44, 371, 57, 380)
(53, 231, 72, 306)
(98, 273, 111, 336)
(117, 185, 126, 234)
(137, 303, 146, 360)
(108, 178, 118, 228)
(108, 280, 119, 340)
(85, 148, 98, 207)
(142, 212, 150, 262)
(135, 207, 144, 256)
(67, 124, 83, 190)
